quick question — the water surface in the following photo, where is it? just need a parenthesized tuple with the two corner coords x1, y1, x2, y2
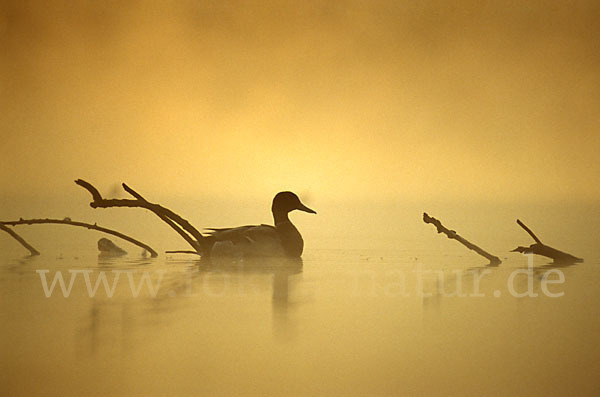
(1, 200, 599, 396)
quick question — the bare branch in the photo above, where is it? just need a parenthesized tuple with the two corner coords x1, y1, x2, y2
(423, 212, 501, 265)
(120, 182, 199, 251)
(516, 219, 542, 244)
(511, 244, 582, 263)
(122, 183, 146, 201)
(75, 179, 103, 201)
(1, 218, 158, 257)
(512, 219, 582, 263)
(0, 223, 40, 256)
(75, 179, 210, 255)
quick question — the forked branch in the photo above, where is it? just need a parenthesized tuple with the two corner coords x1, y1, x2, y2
(75, 179, 210, 255)
(512, 219, 582, 263)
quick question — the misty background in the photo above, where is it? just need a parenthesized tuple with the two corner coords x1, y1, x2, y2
(2, 0, 599, 205)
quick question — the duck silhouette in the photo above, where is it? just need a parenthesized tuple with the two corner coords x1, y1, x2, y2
(205, 192, 316, 257)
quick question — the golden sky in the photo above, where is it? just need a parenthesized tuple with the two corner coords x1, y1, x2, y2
(1, 0, 599, 202)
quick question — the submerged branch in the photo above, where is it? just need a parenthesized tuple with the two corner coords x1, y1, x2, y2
(165, 250, 202, 255)
(1, 218, 158, 257)
(512, 219, 582, 263)
(0, 223, 40, 256)
(423, 213, 501, 265)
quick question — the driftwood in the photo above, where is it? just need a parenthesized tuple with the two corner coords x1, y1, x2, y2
(0, 218, 157, 257)
(423, 213, 501, 265)
(98, 238, 127, 256)
(511, 219, 582, 263)
(75, 179, 211, 255)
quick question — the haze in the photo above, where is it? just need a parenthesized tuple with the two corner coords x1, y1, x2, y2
(2, 0, 599, 203)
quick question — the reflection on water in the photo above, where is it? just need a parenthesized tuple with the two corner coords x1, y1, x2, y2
(72, 255, 306, 358)
(1, 203, 600, 396)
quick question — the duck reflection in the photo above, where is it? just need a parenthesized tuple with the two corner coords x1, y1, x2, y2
(271, 258, 303, 340)
(202, 256, 304, 340)
(78, 255, 303, 354)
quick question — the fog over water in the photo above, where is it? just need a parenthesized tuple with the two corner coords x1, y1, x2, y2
(2, 1, 600, 396)
(1, 199, 600, 396)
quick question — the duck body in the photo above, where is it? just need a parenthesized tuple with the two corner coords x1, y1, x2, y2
(205, 192, 315, 258)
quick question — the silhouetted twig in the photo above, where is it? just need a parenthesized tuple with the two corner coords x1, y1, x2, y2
(1, 218, 157, 257)
(512, 219, 582, 263)
(75, 179, 210, 255)
(0, 223, 40, 256)
(423, 213, 501, 265)
(516, 219, 542, 244)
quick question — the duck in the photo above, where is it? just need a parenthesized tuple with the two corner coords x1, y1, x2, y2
(205, 192, 316, 257)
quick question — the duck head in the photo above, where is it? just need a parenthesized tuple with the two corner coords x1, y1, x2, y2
(272, 191, 316, 216)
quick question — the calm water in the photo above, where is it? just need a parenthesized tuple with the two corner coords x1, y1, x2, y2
(1, 198, 599, 396)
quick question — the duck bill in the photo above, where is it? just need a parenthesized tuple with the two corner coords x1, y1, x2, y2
(298, 203, 316, 214)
